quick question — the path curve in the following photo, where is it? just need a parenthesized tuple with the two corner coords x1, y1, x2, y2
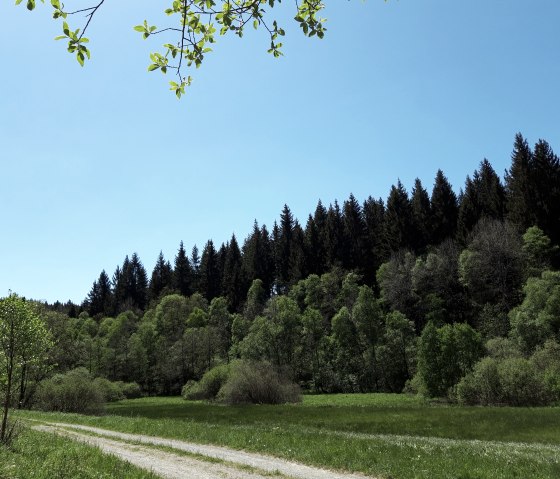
(34, 422, 372, 479)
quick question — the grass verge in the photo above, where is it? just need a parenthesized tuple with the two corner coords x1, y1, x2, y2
(0, 426, 159, 479)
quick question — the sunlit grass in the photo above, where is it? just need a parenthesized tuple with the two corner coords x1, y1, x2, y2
(0, 427, 158, 479)
(15, 394, 560, 479)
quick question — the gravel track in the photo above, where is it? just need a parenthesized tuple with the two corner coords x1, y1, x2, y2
(34, 422, 372, 479)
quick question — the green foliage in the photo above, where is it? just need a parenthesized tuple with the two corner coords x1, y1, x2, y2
(181, 360, 300, 404)
(523, 226, 557, 277)
(34, 368, 104, 414)
(92, 377, 124, 402)
(510, 270, 560, 354)
(457, 341, 560, 406)
(182, 363, 231, 400)
(19, 0, 329, 96)
(218, 360, 301, 405)
(0, 294, 52, 442)
(417, 321, 483, 398)
(459, 219, 524, 310)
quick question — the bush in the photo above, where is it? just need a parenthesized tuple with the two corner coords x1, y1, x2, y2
(457, 355, 552, 406)
(498, 358, 547, 406)
(92, 377, 124, 402)
(182, 363, 231, 400)
(118, 381, 143, 399)
(218, 360, 301, 405)
(34, 368, 104, 414)
(457, 357, 501, 405)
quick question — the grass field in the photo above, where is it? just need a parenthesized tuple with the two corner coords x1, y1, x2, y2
(0, 426, 158, 479)
(14, 394, 560, 479)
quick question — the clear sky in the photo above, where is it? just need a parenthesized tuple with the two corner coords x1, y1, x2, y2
(1, 1, 559, 304)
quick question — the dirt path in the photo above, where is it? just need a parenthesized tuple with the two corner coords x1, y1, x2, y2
(34, 422, 371, 479)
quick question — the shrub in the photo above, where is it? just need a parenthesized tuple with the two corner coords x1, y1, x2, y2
(118, 381, 143, 399)
(34, 368, 104, 414)
(498, 358, 547, 406)
(218, 360, 301, 405)
(457, 355, 552, 406)
(457, 357, 501, 405)
(92, 377, 124, 402)
(182, 364, 231, 400)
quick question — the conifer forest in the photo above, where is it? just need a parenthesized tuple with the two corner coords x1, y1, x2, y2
(15, 134, 560, 406)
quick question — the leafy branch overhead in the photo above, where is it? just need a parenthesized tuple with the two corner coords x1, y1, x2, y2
(19, 0, 327, 98)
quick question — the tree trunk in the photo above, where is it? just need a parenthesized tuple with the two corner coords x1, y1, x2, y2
(1, 356, 14, 442)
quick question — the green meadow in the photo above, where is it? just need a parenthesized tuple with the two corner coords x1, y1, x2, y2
(14, 394, 560, 479)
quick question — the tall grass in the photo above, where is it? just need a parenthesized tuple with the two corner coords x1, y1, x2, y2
(16, 394, 560, 479)
(0, 428, 158, 479)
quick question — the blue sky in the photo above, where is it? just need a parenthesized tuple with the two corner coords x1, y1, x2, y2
(1, 1, 559, 304)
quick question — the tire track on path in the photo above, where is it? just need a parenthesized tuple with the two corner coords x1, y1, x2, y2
(34, 422, 372, 479)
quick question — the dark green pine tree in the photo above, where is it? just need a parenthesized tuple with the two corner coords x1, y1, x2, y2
(130, 253, 148, 311)
(289, 220, 307, 284)
(241, 221, 275, 296)
(457, 176, 479, 243)
(190, 245, 201, 292)
(477, 159, 506, 220)
(222, 234, 244, 311)
(87, 270, 113, 317)
(385, 180, 414, 252)
(363, 196, 388, 288)
(199, 240, 221, 301)
(173, 241, 192, 297)
(325, 201, 344, 267)
(258, 224, 275, 294)
(410, 178, 432, 253)
(113, 254, 148, 312)
(531, 139, 560, 244)
(149, 251, 173, 301)
(275, 205, 295, 292)
(457, 160, 505, 242)
(505, 133, 534, 231)
(342, 193, 366, 271)
(113, 257, 130, 313)
(217, 242, 228, 291)
(312, 200, 329, 272)
(304, 215, 324, 276)
(430, 170, 458, 245)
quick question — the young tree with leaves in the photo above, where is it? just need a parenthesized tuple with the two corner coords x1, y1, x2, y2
(0, 295, 52, 443)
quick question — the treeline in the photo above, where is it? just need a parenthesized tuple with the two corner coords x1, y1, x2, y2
(74, 133, 560, 318)
(31, 133, 559, 405)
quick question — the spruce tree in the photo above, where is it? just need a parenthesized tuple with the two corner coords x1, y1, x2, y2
(385, 180, 413, 252)
(149, 251, 173, 301)
(241, 221, 274, 296)
(313, 200, 328, 267)
(199, 240, 221, 301)
(458, 160, 506, 242)
(430, 170, 458, 245)
(130, 253, 148, 311)
(325, 201, 344, 267)
(190, 245, 201, 292)
(289, 220, 307, 284)
(275, 205, 295, 292)
(222, 234, 244, 311)
(531, 139, 560, 244)
(477, 159, 505, 220)
(173, 241, 192, 297)
(342, 193, 366, 271)
(505, 133, 534, 231)
(410, 178, 432, 253)
(363, 196, 388, 288)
